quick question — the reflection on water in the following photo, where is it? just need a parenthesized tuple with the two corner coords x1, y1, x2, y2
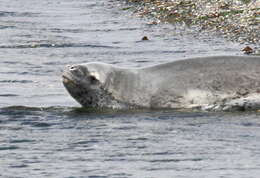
(0, 0, 257, 177)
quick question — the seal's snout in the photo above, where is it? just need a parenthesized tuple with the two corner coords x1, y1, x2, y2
(68, 65, 76, 71)
(65, 64, 79, 72)
(66, 65, 88, 78)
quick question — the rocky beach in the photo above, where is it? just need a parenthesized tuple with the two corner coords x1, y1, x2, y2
(122, 0, 260, 52)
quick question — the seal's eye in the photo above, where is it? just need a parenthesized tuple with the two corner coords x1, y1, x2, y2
(70, 66, 76, 70)
(89, 75, 98, 84)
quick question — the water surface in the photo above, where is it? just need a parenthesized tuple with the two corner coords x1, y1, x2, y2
(1, 0, 259, 177)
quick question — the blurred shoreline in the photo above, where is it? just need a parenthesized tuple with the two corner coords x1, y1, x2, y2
(122, 0, 259, 47)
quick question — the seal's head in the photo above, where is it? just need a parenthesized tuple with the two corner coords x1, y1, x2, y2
(62, 63, 124, 108)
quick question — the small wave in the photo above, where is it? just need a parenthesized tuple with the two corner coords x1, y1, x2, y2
(0, 146, 19, 151)
(0, 25, 16, 29)
(0, 80, 33, 83)
(0, 105, 70, 112)
(21, 121, 53, 128)
(0, 105, 217, 118)
(0, 106, 78, 118)
(115, 50, 185, 55)
(143, 151, 178, 156)
(50, 28, 85, 33)
(0, 106, 156, 118)
(126, 137, 148, 141)
(0, 106, 43, 118)
(1, 61, 37, 66)
(149, 158, 203, 163)
(135, 60, 150, 63)
(0, 43, 120, 49)
(1, 61, 15, 65)
(0, 11, 40, 17)
(9, 164, 28, 168)
(72, 139, 100, 145)
(9, 139, 35, 143)
(42, 61, 68, 65)
(85, 27, 138, 32)
(0, 94, 19, 97)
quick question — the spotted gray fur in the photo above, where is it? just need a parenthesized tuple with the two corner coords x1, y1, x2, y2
(63, 56, 260, 111)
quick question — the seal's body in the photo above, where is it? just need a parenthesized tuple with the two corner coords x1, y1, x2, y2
(62, 56, 260, 111)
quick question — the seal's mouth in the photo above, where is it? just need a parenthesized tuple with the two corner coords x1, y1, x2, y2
(62, 74, 77, 86)
(62, 74, 71, 83)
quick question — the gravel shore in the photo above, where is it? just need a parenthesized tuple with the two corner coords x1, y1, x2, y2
(122, 0, 259, 48)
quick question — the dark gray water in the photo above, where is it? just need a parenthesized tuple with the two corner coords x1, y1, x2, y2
(1, 0, 260, 177)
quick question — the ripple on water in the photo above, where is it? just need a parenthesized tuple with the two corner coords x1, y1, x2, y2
(149, 158, 204, 163)
(0, 146, 19, 151)
(0, 106, 71, 122)
(0, 94, 19, 97)
(0, 80, 34, 83)
(73, 139, 100, 145)
(0, 106, 42, 116)
(9, 139, 35, 144)
(0, 25, 16, 29)
(0, 11, 40, 17)
(0, 43, 120, 49)
(126, 137, 148, 141)
(31, 122, 53, 128)
(9, 164, 29, 168)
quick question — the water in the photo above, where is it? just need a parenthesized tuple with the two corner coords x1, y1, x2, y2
(1, 0, 259, 177)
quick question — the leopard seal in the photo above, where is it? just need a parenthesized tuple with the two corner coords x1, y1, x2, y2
(62, 56, 260, 111)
